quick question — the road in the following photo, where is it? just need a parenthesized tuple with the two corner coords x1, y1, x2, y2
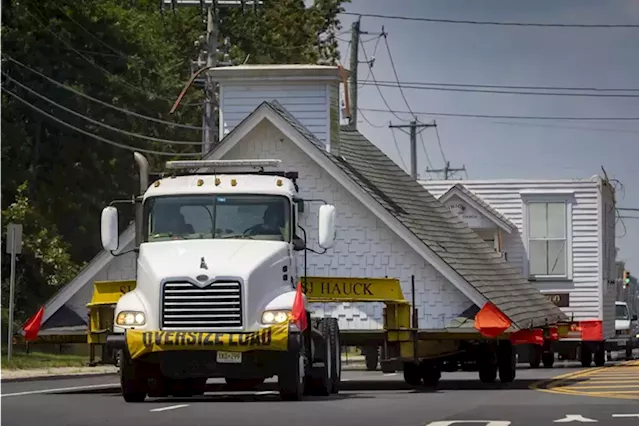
(2, 362, 638, 426)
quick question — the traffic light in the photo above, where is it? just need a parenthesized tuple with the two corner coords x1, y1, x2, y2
(623, 270, 631, 288)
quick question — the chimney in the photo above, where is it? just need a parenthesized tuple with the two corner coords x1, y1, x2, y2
(208, 65, 347, 156)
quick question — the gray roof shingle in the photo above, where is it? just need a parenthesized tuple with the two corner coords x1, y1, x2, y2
(265, 101, 567, 329)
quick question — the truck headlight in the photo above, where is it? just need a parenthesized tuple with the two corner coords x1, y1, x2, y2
(261, 310, 290, 324)
(116, 311, 146, 326)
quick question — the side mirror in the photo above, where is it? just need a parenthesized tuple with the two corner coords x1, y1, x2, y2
(292, 236, 306, 251)
(318, 204, 336, 249)
(632, 315, 638, 322)
(101, 206, 119, 252)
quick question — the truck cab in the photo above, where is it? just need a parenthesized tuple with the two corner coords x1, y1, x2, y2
(101, 156, 341, 402)
(614, 301, 637, 360)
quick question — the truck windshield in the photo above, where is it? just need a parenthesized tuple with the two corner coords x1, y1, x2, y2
(616, 304, 630, 320)
(143, 194, 291, 243)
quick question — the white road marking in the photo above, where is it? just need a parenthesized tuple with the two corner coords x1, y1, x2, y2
(150, 404, 189, 412)
(341, 378, 351, 382)
(383, 373, 397, 377)
(612, 414, 639, 418)
(553, 414, 597, 423)
(254, 391, 277, 396)
(1, 383, 119, 398)
(425, 422, 511, 426)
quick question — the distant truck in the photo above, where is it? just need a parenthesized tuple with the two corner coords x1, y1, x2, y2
(100, 155, 341, 402)
(611, 301, 638, 360)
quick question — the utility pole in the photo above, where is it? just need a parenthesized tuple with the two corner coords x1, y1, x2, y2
(426, 161, 466, 180)
(163, 1, 261, 154)
(348, 19, 360, 126)
(389, 121, 436, 180)
(203, 6, 217, 155)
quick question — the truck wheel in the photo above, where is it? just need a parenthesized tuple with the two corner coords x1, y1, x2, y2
(420, 361, 441, 387)
(119, 349, 147, 403)
(308, 319, 332, 396)
(625, 342, 633, 360)
(529, 345, 542, 368)
(403, 362, 422, 386)
(593, 343, 605, 367)
(364, 347, 379, 371)
(326, 318, 341, 393)
(580, 343, 592, 367)
(278, 341, 306, 401)
(542, 352, 555, 368)
(498, 341, 516, 383)
(478, 343, 497, 384)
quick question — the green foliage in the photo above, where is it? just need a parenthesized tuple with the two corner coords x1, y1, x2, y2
(1, 0, 348, 328)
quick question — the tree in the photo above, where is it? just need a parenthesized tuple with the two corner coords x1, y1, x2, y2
(1, 0, 348, 328)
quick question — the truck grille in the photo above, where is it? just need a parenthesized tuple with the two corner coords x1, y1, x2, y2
(161, 281, 243, 329)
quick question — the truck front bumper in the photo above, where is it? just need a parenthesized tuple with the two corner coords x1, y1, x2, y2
(106, 324, 300, 380)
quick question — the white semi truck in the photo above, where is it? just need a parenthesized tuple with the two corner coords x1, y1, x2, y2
(101, 154, 341, 402)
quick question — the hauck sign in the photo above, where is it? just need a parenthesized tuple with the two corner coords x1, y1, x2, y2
(126, 323, 290, 359)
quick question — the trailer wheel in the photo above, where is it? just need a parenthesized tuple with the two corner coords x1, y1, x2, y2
(580, 343, 593, 367)
(529, 345, 542, 368)
(420, 361, 441, 387)
(278, 343, 306, 401)
(119, 349, 147, 403)
(325, 318, 341, 393)
(593, 343, 606, 367)
(364, 346, 379, 371)
(403, 362, 422, 386)
(542, 352, 555, 368)
(498, 341, 516, 383)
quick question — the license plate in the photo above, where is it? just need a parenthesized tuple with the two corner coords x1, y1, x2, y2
(216, 351, 242, 364)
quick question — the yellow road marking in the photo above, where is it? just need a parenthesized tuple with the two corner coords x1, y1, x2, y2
(530, 361, 639, 401)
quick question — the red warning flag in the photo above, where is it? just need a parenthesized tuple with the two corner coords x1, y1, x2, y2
(290, 282, 308, 332)
(580, 320, 603, 341)
(474, 302, 512, 338)
(510, 329, 544, 346)
(23, 306, 45, 342)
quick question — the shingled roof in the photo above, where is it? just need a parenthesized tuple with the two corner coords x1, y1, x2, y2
(265, 101, 567, 329)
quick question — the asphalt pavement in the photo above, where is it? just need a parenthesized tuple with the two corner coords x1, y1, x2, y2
(2, 362, 638, 426)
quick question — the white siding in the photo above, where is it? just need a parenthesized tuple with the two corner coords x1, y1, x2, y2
(422, 179, 611, 335)
(601, 183, 617, 339)
(220, 82, 332, 145)
(223, 121, 473, 331)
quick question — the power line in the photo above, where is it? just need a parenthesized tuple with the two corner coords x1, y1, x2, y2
(433, 123, 447, 164)
(3, 55, 203, 131)
(618, 207, 640, 212)
(341, 12, 638, 28)
(359, 81, 639, 98)
(381, 32, 415, 117)
(389, 126, 408, 171)
(488, 120, 639, 135)
(2, 87, 199, 157)
(3, 74, 201, 145)
(367, 79, 638, 93)
(360, 108, 639, 121)
(359, 108, 386, 128)
(417, 130, 434, 170)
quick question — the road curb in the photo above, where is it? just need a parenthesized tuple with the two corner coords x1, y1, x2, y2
(0, 371, 119, 384)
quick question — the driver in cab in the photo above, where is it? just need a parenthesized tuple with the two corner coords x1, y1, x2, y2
(245, 205, 288, 241)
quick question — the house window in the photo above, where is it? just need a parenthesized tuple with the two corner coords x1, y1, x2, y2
(527, 202, 568, 277)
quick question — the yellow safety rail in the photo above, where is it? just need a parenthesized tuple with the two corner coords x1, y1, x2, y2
(86, 280, 136, 344)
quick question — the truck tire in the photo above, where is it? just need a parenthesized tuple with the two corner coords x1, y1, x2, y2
(403, 362, 422, 386)
(119, 349, 147, 403)
(478, 343, 497, 384)
(278, 343, 306, 401)
(325, 318, 341, 393)
(498, 341, 516, 383)
(625, 341, 633, 360)
(542, 352, 555, 368)
(593, 343, 605, 367)
(580, 343, 592, 367)
(307, 319, 332, 396)
(364, 347, 379, 371)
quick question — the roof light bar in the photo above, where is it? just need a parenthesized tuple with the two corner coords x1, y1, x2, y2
(165, 159, 282, 170)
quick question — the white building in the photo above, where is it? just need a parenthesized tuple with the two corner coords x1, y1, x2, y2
(421, 179, 618, 340)
(38, 65, 565, 341)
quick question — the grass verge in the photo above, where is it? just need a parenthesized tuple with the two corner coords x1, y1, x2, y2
(1, 352, 88, 370)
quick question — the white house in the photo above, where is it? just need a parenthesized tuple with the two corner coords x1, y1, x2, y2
(38, 65, 565, 340)
(421, 179, 618, 340)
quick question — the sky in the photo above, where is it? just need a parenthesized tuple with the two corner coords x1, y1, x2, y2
(332, 0, 639, 274)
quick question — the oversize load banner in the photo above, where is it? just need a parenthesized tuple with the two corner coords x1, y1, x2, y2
(126, 323, 289, 359)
